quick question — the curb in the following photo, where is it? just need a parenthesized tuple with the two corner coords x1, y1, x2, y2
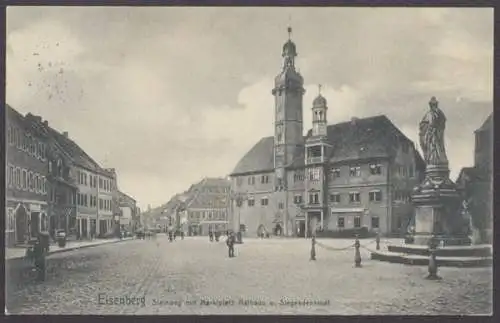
(6, 238, 134, 261)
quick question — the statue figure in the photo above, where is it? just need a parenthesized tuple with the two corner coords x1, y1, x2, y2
(419, 97, 449, 166)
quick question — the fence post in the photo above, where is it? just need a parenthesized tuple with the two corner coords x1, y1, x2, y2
(354, 235, 362, 268)
(426, 237, 440, 280)
(376, 231, 380, 250)
(310, 236, 316, 261)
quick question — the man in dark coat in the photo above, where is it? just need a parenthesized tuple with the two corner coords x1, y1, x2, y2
(226, 232, 235, 258)
(209, 230, 214, 242)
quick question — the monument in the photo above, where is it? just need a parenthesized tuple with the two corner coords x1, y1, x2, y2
(370, 97, 491, 268)
(411, 97, 471, 246)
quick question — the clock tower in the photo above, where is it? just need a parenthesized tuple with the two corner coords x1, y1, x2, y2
(272, 26, 305, 191)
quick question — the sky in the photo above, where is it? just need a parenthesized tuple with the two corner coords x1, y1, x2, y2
(6, 7, 493, 210)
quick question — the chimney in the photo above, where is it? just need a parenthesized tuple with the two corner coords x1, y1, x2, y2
(43, 120, 48, 127)
(36, 116, 42, 122)
(63, 131, 69, 138)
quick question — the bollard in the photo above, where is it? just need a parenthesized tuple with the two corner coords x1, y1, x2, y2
(354, 236, 362, 268)
(376, 232, 380, 251)
(426, 237, 440, 280)
(310, 237, 316, 261)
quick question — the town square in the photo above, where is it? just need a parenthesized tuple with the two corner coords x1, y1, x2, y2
(4, 6, 493, 315)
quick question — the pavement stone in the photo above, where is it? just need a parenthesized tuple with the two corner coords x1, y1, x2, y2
(5, 235, 493, 315)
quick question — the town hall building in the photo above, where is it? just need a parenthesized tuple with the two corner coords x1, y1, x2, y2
(229, 28, 425, 238)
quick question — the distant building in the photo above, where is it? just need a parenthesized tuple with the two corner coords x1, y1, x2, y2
(5, 106, 50, 246)
(117, 190, 139, 232)
(184, 178, 231, 235)
(229, 28, 425, 238)
(456, 113, 493, 242)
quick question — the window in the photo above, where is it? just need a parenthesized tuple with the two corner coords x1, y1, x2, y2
(34, 175, 39, 193)
(309, 192, 319, 205)
(248, 176, 255, 185)
(77, 194, 81, 206)
(369, 190, 382, 202)
(248, 198, 255, 207)
(99, 178, 103, 188)
(7, 127, 12, 145)
(84, 174, 88, 186)
(7, 208, 15, 232)
(337, 217, 345, 228)
(261, 198, 269, 206)
(15, 168, 21, 189)
(41, 143, 46, 160)
(261, 175, 269, 184)
(354, 216, 361, 228)
(294, 194, 303, 204)
(294, 172, 304, 182)
(371, 216, 379, 229)
(18, 129, 24, 149)
(395, 190, 410, 203)
(8, 165, 14, 187)
(42, 178, 47, 195)
(236, 177, 243, 186)
(28, 171, 34, 191)
(99, 198, 103, 210)
(308, 168, 320, 181)
(330, 168, 341, 179)
(30, 137, 35, 155)
(369, 163, 382, 175)
(278, 202, 284, 209)
(349, 192, 361, 203)
(408, 165, 415, 178)
(89, 176, 93, 187)
(329, 193, 340, 204)
(349, 166, 361, 177)
(22, 169, 28, 190)
(22, 133, 28, 151)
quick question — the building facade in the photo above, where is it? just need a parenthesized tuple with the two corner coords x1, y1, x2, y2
(97, 168, 116, 236)
(25, 114, 79, 240)
(229, 29, 424, 238)
(184, 178, 231, 236)
(5, 106, 49, 246)
(456, 113, 493, 242)
(117, 190, 139, 232)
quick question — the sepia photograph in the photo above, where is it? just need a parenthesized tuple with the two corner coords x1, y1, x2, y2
(4, 6, 493, 315)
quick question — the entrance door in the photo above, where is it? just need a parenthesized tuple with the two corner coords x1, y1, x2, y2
(31, 212, 40, 239)
(15, 205, 28, 243)
(296, 220, 305, 237)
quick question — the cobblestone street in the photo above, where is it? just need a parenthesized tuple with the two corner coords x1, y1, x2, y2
(6, 235, 492, 315)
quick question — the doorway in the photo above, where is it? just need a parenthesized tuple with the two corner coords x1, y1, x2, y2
(15, 205, 28, 243)
(296, 220, 306, 237)
(30, 212, 40, 239)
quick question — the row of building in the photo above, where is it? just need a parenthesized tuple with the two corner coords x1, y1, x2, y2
(143, 177, 231, 236)
(5, 104, 140, 247)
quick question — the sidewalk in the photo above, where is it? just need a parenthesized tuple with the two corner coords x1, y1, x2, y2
(5, 237, 134, 261)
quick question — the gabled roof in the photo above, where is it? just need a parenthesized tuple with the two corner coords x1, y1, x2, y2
(231, 115, 420, 176)
(186, 177, 230, 209)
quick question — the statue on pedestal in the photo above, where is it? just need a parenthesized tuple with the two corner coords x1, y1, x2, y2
(411, 97, 470, 246)
(419, 96, 448, 167)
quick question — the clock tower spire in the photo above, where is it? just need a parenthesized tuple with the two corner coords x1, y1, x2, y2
(272, 26, 305, 191)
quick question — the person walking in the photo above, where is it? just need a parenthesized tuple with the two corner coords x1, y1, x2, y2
(227, 232, 236, 258)
(209, 230, 214, 242)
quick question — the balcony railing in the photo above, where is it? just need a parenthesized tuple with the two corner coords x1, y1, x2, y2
(306, 156, 323, 164)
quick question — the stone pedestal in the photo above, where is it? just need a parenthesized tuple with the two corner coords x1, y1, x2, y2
(411, 164, 471, 247)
